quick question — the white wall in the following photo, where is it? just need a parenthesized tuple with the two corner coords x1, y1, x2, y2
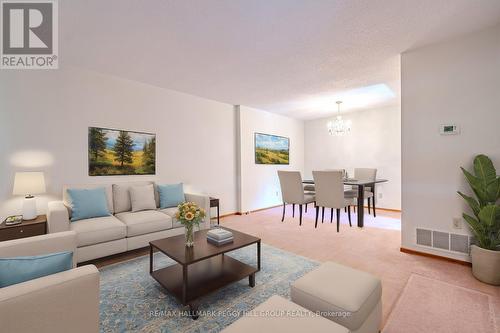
(304, 106, 401, 210)
(401, 24, 500, 261)
(238, 106, 304, 213)
(0, 66, 238, 220)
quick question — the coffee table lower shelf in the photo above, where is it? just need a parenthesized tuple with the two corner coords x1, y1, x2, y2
(151, 255, 258, 305)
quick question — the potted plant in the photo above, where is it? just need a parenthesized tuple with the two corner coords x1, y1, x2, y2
(458, 154, 500, 285)
(176, 201, 206, 247)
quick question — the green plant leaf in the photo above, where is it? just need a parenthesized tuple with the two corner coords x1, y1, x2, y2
(478, 205, 500, 227)
(474, 154, 497, 183)
(463, 213, 488, 248)
(457, 191, 480, 217)
(486, 177, 500, 202)
(461, 167, 489, 205)
(493, 230, 500, 250)
(463, 213, 482, 233)
(460, 155, 500, 250)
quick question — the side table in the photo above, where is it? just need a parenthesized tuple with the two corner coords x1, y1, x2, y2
(209, 197, 220, 225)
(0, 215, 47, 242)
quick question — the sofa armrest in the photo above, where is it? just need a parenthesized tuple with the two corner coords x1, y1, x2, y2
(0, 265, 100, 333)
(47, 201, 70, 233)
(0, 231, 78, 267)
(185, 193, 211, 228)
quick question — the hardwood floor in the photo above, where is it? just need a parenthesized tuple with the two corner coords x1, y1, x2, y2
(79, 247, 151, 269)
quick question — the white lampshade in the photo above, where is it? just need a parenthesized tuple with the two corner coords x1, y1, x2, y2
(13, 172, 46, 196)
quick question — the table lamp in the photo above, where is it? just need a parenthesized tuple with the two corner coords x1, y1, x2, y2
(13, 172, 46, 220)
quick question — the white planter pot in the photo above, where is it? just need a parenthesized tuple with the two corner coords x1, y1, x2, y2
(470, 245, 500, 286)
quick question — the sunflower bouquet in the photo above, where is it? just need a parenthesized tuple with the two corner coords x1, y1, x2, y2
(176, 201, 206, 247)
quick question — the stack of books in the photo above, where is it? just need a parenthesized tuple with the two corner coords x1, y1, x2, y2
(207, 228, 234, 246)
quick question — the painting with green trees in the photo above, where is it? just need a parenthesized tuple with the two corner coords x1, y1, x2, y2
(88, 127, 156, 176)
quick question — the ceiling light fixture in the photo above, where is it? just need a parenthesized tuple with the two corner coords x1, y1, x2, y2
(327, 101, 351, 136)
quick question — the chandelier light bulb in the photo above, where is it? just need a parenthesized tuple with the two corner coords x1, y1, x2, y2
(327, 101, 351, 136)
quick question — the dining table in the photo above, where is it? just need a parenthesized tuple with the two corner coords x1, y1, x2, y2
(302, 178, 388, 228)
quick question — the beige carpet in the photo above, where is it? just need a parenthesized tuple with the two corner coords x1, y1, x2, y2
(383, 274, 496, 333)
(220, 206, 500, 330)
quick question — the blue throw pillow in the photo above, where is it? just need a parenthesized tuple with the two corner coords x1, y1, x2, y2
(67, 187, 110, 222)
(158, 183, 185, 208)
(0, 251, 73, 288)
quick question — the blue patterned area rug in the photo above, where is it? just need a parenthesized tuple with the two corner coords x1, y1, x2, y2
(100, 244, 319, 333)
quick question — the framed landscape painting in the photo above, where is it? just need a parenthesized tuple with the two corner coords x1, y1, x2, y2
(88, 127, 156, 176)
(254, 132, 290, 165)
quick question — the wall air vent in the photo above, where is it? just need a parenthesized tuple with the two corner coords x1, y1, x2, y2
(432, 231, 450, 250)
(469, 236, 477, 249)
(416, 228, 432, 247)
(450, 234, 469, 254)
(416, 228, 471, 254)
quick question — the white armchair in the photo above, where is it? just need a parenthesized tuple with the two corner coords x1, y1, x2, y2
(0, 231, 100, 333)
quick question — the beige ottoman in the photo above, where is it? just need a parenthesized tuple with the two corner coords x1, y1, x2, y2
(291, 262, 382, 333)
(222, 295, 349, 333)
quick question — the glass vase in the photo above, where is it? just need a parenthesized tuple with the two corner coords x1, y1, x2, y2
(185, 224, 194, 247)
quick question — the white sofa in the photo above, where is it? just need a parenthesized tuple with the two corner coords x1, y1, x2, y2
(0, 231, 100, 333)
(47, 181, 210, 263)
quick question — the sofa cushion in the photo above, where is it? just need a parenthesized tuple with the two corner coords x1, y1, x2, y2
(70, 216, 126, 247)
(130, 184, 157, 212)
(115, 211, 173, 237)
(0, 251, 73, 288)
(63, 184, 114, 215)
(160, 207, 183, 228)
(158, 183, 185, 208)
(222, 295, 349, 333)
(112, 181, 159, 213)
(66, 187, 111, 222)
(291, 261, 382, 331)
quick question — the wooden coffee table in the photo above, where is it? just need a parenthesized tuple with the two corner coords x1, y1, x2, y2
(149, 227, 261, 318)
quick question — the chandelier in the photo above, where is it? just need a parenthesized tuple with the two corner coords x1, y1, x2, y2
(327, 101, 351, 136)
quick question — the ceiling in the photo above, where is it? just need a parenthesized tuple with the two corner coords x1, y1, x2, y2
(60, 0, 500, 120)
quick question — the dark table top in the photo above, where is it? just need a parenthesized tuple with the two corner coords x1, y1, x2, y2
(303, 179, 388, 186)
(0, 215, 47, 229)
(150, 227, 260, 265)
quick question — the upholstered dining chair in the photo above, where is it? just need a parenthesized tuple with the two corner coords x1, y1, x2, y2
(302, 183, 315, 214)
(346, 168, 377, 217)
(312, 170, 356, 231)
(317, 169, 355, 215)
(303, 184, 315, 193)
(278, 171, 315, 225)
(303, 169, 346, 194)
(303, 179, 315, 211)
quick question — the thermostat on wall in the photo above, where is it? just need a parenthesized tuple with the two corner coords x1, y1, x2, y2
(440, 124, 460, 135)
